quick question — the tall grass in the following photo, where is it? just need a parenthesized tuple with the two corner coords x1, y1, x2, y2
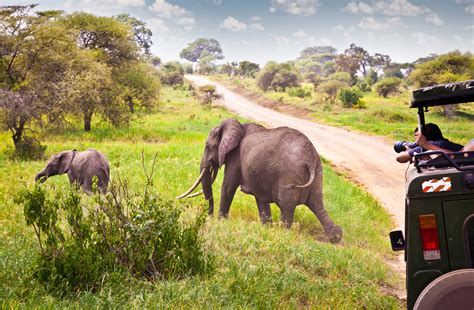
(0, 86, 401, 308)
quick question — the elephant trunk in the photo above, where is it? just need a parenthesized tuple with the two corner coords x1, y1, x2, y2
(35, 170, 47, 183)
(200, 160, 216, 216)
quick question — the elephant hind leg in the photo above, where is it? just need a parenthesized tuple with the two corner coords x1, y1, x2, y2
(276, 201, 296, 229)
(255, 198, 272, 224)
(306, 191, 342, 243)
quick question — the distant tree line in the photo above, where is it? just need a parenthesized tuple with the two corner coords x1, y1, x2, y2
(0, 5, 160, 158)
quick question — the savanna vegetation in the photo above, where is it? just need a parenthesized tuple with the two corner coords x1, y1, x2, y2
(1, 85, 401, 308)
(4, 3, 472, 308)
(211, 47, 474, 144)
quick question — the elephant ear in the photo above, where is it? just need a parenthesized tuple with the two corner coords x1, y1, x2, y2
(58, 151, 75, 174)
(218, 119, 244, 167)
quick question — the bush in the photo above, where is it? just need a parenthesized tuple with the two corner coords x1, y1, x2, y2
(317, 80, 345, 103)
(198, 84, 221, 105)
(257, 62, 300, 91)
(338, 87, 363, 108)
(374, 77, 403, 98)
(12, 136, 46, 160)
(16, 176, 213, 293)
(160, 62, 184, 86)
(287, 87, 311, 98)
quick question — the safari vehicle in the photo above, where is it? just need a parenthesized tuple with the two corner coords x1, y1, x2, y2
(389, 80, 474, 310)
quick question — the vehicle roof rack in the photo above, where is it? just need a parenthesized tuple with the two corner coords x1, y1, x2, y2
(410, 80, 474, 108)
(414, 151, 474, 172)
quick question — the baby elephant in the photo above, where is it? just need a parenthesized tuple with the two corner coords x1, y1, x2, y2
(35, 149, 110, 194)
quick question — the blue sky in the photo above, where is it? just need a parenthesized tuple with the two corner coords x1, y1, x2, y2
(2, 0, 473, 64)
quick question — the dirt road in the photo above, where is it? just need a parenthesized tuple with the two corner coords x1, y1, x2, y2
(186, 75, 408, 231)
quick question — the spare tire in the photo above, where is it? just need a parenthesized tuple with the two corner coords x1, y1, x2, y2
(414, 269, 474, 310)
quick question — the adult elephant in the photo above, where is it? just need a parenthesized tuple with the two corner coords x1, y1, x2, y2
(178, 119, 342, 243)
(35, 149, 110, 194)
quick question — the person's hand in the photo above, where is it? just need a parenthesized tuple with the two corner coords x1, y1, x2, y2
(415, 132, 428, 148)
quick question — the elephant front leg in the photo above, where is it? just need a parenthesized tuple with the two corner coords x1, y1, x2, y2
(218, 167, 240, 218)
(255, 198, 272, 224)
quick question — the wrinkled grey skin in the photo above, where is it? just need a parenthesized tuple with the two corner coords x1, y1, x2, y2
(187, 118, 342, 243)
(35, 149, 110, 195)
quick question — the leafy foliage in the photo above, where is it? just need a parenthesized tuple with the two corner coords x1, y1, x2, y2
(257, 62, 300, 91)
(179, 38, 224, 64)
(338, 87, 363, 108)
(374, 77, 403, 98)
(16, 178, 213, 293)
(159, 61, 184, 86)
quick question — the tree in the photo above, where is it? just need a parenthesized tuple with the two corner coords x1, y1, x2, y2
(338, 87, 363, 108)
(298, 46, 337, 60)
(159, 61, 184, 85)
(150, 56, 161, 67)
(62, 12, 138, 67)
(257, 62, 300, 91)
(408, 51, 474, 116)
(219, 63, 233, 76)
(179, 38, 224, 64)
(114, 14, 153, 55)
(374, 77, 402, 98)
(238, 61, 259, 77)
(317, 80, 345, 103)
(0, 5, 74, 153)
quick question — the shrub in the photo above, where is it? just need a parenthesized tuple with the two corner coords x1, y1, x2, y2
(16, 174, 213, 293)
(374, 77, 403, 98)
(287, 87, 311, 98)
(338, 87, 363, 108)
(12, 136, 46, 160)
(160, 62, 184, 86)
(198, 84, 221, 105)
(257, 62, 300, 91)
(317, 80, 345, 103)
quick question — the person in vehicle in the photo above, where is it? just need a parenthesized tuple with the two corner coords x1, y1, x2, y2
(415, 135, 474, 153)
(396, 123, 464, 163)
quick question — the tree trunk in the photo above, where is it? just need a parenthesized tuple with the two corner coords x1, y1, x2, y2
(443, 104, 456, 118)
(127, 95, 135, 113)
(84, 111, 93, 132)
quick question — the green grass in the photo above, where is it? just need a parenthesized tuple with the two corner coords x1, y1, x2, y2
(214, 75, 474, 145)
(0, 86, 401, 308)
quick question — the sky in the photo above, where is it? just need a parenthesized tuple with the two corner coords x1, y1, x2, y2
(1, 0, 473, 64)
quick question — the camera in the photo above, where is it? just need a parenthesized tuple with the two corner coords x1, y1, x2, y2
(394, 141, 418, 153)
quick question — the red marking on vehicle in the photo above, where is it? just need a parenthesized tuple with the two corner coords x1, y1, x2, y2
(422, 177, 452, 193)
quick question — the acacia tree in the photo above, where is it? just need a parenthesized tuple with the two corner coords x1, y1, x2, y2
(409, 51, 474, 117)
(180, 38, 224, 73)
(114, 13, 153, 55)
(0, 5, 74, 152)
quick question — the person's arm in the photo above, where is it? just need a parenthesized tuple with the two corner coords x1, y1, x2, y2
(396, 151, 411, 163)
(415, 133, 452, 153)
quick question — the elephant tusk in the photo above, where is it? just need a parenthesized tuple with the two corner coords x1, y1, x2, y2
(176, 169, 206, 199)
(210, 166, 218, 184)
(186, 190, 203, 198)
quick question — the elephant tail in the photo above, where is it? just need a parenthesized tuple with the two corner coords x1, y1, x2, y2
(287, 163, 315, 189)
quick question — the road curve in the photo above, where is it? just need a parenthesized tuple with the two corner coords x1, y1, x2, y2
(186, 75, 407, 230)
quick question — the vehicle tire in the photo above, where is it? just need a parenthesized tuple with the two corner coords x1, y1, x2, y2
(414, 269, 474, 310)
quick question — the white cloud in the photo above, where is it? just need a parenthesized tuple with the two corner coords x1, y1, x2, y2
(249, 23, 264, 31)
(270, 0, 320, 16)
(220, 16, 247, 32)
(332, 24, 357, 37)
(456, 0, 474, 3)
(147, 18, 169, 33)
(412, 32, 440, 46)
(465, 25, 474, 30)
(425, 13, 444, 26)
(80, 0, 145, 7)
(358, 16, 402, 31)
(293, 30, 308, 39)
(344, 0, 427, 16)
(251, 16, 262, 22)
(212, 0, 223, 5)
(452, 35, 463, 42)
(149, 0, 196, 30)
(343, 2, 373, 14)
(274, 35, 290, 46)
(466, 4, 474, 13)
